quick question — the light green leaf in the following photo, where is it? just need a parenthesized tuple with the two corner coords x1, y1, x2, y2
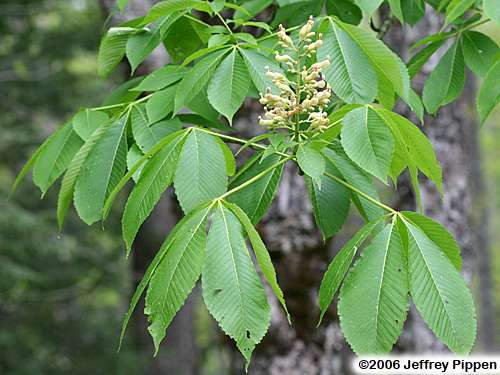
(239, 48, 283, 94)
(126, 30, 160, 74)
(323, 145, 384, 221)
(73, 110, 109, 141)
(341, 106, 394, 182)
(305, 161, 350, 239)
(403, 220, 476, 354)
(339, 221, 408, 354)
(318, 218, 383, 324)
(202, 204, 270, 364)
(401, 211, 461, 270)
(127, 143, 144, 183)
(174, 130, 227, 213)
(477, 58, 500, 125)
(142, 0, 200, 24)
(224, 201, 289, 319)
(207, 50, 250, 124)
(146, 85, 176, 124)
(132, 65, 187, 92)
(445, 0, 475, 27)
(74, 115, 128, 225)
(335, 19, 409, 101)
(57, 118, 114, 229)
(216, 138, 236, 176)
(228, 153, 284, 224)
(374, 108, 443, 193)
(117, 0, 129, 10)
(423, 41, 465, 114)
(98, 27, 137, 77)
(462, 31, 499, 78)
(484, 0, 500, 25)
(354, 0, 383, 15)
(297, 144, 326, 186)
(119, 203, 212, 350)
(174, 48, 230, 114)
(33, 121, 84, 195)
(123, 133, 186, 252)
(318, 19, 377, 104)
(146, 205, 209, 353)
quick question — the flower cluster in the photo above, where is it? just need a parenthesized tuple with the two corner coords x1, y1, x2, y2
(258, 17, 332, 135)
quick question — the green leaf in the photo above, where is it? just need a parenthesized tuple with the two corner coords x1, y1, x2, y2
(123, 133, 186, 252)
(318, 218, 383, 324)
(142, 0, 200, 24)
(98, 27, 137, 77)
(401, 0, 425, 26)
(305, 162, 350, 239)
(354, 0, 383, 15)
(228, 153, 284, 224)
(477, 58, 500, 125)
(74, 115, 128, 225)
(146, 85, 176, 124)
(57, 118, 114, 229)
(132, 65, 187, 92)
(187, 89, 221, 122)
(374, 108, 443, 193)
(127, 143, 144, 183)
(325, 0, 362, 25)
(126, 30, 160, 74)
(462, 31, 499, 78)
(164, 17, 211, 63)
(339, 221, 408, 354)
(174, 130, 227, 213)
(207, 50, 250, 124)
(423, 41, 465, 114)
(297, 144, 326, 186)
(11, 142, 45, 196)
(202, 204, 271, 364)
(233, 0, 272, 21)
(73, 110, 109, 141)
(484, 0, 500, 25)
(146, 205, 209, 353)
(318, 19, 377, 104)
(216, 138, 236, 176)
(335, 19, 409, 101)
(33, 122, 84, 195)
(239, 48, 283, 94)
(117, 0, 129, 10)
(341, 106, 394, 182)
(401, 211, 461, 270)
(224, 201, 289, 319)
(445, 0, 475, 27)
(387, 0, 404, 22)
(102, 77, 143, 106)
(403, 220, 476, 354)
(174, 48, 230, 114)
(323, 145, 384, 221)
(131, 103, 181, 152)
(407, 40, 446, 79)
(119, 203, 212, 350)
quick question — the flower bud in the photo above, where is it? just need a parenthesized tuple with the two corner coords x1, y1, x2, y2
(299, 17, 314, 40)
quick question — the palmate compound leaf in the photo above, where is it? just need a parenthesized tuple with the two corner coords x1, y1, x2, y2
(317, 18, 377, 104)
(173, 130, 227, 213)
(477, 58, 500, 125)
(174, 48, 230, 114)
(32, 121, 84, 196)
(227, 153, 284, 224)
(338, 220, 409, 354)
(145, 205, 210, 354)
(305, 161, 350, 239)
(122, 132, 187, 253)
(318, 217, 384, 324)
(322, 144, 384, 221)
(340, 106, 394, 183)
(223, 201, 289, 319)
(422, 40, 465, 114)
(119, 202, 213, 351)
(202, 204, 271, 365)
(402, 218, 476, 354)
(73, 115, 128, 225)
(207, 49, 251, 124)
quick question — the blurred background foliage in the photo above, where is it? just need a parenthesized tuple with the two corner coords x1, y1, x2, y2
(0, 1, 499, 374)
